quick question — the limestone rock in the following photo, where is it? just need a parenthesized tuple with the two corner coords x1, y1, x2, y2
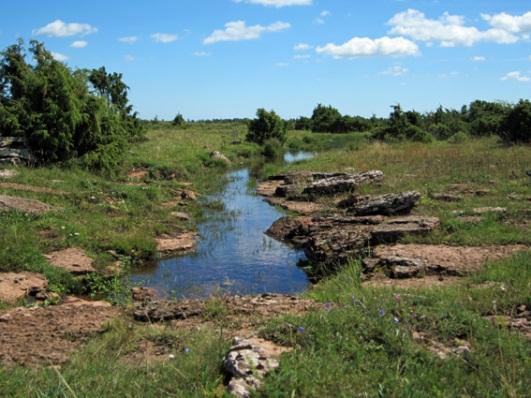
(156, 232, 197, 254)
(302, 170, 384, 197)
(0, 194, 53, 215)
(210, 151, 231, 165)
(338, 191, 421, 216)
(45, 248, 96, 275)
(0, 272, 48, 303)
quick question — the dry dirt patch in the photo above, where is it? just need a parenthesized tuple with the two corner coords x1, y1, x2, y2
(0, 272, 48, 303)
(0, 182, 66, 195)
(0, 297, 120, 367)
(44, 248, 96, 275)
(0, 194, 53, 214)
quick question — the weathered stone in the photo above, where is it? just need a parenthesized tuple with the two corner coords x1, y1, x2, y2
(0, 194, 53, 215)
(338, 191, 421, 216)
(133, 299, 203, 322)
(0, 169, 18, 179)
(170, 211, 191, 221)
(264, 197, 323, 214)
(0, 148, 34, 164)
(45, 248, 96, 275)
(210, 151, 231, 165)
(0, 182, 66, 195)
(370, 216, 440, 243)
(132, 287, 160, 303)
(0, 137, 26, 148)
(156, 232, 197, 254)
(224, 337, 290, 398)
(302, 170, 384, 196)
(0, 272, 48, 303)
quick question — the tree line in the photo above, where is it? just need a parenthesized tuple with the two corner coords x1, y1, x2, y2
(0, 40, 143, 169)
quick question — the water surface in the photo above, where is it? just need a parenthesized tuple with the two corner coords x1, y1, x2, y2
(130, 152, 314, 298)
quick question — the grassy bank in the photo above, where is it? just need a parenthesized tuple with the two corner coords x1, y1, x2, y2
(1, 130, 529, 396)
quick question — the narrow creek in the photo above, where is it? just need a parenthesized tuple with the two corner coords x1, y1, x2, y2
(130, 152, 314, 298)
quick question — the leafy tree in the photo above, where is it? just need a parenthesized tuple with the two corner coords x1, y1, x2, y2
(294, 116, 311, 130)
(310, 104, 343, 133)
(172, 113, 185, 126)
(372, 104, 432, 142)
(465, 100, 510, 136)
(499, 99, 531, 143)
(0, 40, 143, 168)
(247, 108, 286, 145)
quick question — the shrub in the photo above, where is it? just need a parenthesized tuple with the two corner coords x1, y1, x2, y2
(262, 138, 283, 160)
(311, 104, 342, 133)
(172, 113, 185, 126)
(447, 131, 469, 144)
(247, 108, 287, 145)
(0, 40, 143, 168)
(499, 99, 531, 143)
(429, 123, 453, 140)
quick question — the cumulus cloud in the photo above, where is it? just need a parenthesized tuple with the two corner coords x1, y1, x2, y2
(234, 0, 311, 7)
(151, 33, 178, 43)
(501, 71, 530, 82)
(203, 20, 290, 45)
(118, 36, 139, 44)
(388, 9, 519, 47)
(382, 65, 408, 76)
(51, 52, 69, 62)
(294, 43, 312, 51)
(34, 19, 97, 37)
(482, 11, 531, 35)
(316, 36, 419, 58)
(70, 40, 87, 48)
(315, 10, 332, 25)
(470, 55, 486, 62)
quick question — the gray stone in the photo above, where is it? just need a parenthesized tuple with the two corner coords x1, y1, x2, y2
(338, 191, 421, 216)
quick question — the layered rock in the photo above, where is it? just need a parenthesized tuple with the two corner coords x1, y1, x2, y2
(337, 191, 421, 216)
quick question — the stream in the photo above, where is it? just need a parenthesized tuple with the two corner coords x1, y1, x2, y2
(130, 152, 314, 298)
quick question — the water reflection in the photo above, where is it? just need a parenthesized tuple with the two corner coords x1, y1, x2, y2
(131, 154, 313, 298)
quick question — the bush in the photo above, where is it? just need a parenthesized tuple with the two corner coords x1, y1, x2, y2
(429, 123, 453, 140)
(447, 131, 469, 144)
(0, 40, 143, 168)
(499, 99, 531, 143)
(247, 108, 287, 145)
(262, 138, 283, 160)
(172, 113, 185, 126)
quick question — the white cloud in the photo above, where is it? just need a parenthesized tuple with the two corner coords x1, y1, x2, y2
(151, 33, 178, 43)
(118, 36, 138, 45)
(70, 40, 87, 48)
(203, 20, 290, 45)
(51, 52, 69, 62)
(294, 43, 312, 51)
(234, 0, 311, 7)
(315, 10, 332, 25)
(316, 36, 419, 58)
(482, 11, 531, 35)
(470, 55, 486, 62)
(382, 65, 408, 76)
(194, 51, 210, 57)
(34, 19, 97, 37)
(294, 54, 311, 60)
(388, 9, 519, 47)
(124, 54, 135, 62)
(501, 71, 530, 82)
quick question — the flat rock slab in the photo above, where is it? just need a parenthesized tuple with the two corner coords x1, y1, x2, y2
(0, 182, 66, 195)
(0, 297, 119, 367)
(256, 180, 283, 197)
(0, 272, 48, 303)
(134, 293, 316, 323)
(0, 194, 53, 215)
(156, 232, 197, 254)
(45, 248, 96, 275)
(0, 169, 18, 179)
(265, 197, 323, 214)
(364, 244, 528, 279)
(338, 191, 421, 216)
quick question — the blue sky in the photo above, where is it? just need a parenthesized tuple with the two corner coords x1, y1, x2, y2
(1, 0, 530, 120)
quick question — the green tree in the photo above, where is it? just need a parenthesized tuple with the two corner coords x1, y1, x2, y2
(310, 104, 343, 133)
(499, 99, 531, 143)
(247, 108, 287, 145)
(172, 113, 185, 126)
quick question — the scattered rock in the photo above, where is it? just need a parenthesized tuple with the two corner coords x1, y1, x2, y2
(446, 184, 490, 197)
(156, 232, 197, 255)
(507, 193, 531, 201)
(0, 297, 119, 367)
(0, 182, 66, 195)
(429, 192, 463, 202)
(0, 194, 54, 215)
(224, 337, 290, 398)
(127, 168, 149, 180)
(0, 169, 18, 179)
(265, 197, 323, 214)
(302, 170, 384, 197)
(44, 248, 96, 275)
(210, 151, 231, 165)
(452, 207, 507, 216)
(0, 272, 48, 304)
(362, 244, 528, 279)
(412, 331, 471, 360)
(132, 287, 160, 303)
(256, 180, 282, 197)
(0, 137, 34, 164)
(170, 211, 192, 221)
(486, 305, 530, 340)
(456, 216, 483, 224)
(179, 189, 199, 201)
(338, 191, 421, 216)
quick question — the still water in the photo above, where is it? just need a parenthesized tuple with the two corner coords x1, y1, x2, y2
(130, 152, 314, 298)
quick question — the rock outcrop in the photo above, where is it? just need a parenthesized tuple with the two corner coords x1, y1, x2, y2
(0, 194, 54, 215)
(44, 248, 96, 275)
(0, 137, 34, 164)
(337, 191, 421, 216)
(0, 272, 48, 303)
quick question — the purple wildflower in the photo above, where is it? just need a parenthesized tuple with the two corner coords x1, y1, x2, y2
(378, 308, 386, 317)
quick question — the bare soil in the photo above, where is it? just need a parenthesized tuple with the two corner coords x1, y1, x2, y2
(0, 297, 120, 367)
(0, 272, 48, 303)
